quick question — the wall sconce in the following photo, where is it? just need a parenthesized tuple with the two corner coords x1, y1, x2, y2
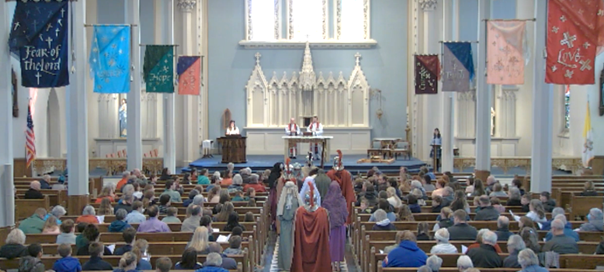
(370, 88, 383, 119)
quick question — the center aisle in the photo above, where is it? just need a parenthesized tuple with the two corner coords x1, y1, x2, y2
(261, 230, 357, 272)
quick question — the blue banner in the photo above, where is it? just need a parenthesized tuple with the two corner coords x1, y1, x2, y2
(9, 0, 69, 88)
(442, 42, 475, 92)
(89, 25, 131, 93)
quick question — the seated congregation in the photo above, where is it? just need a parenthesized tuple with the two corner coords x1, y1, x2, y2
(4, 158, 604, 272)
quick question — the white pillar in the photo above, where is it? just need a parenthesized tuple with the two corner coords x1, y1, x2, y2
(163, 0, 176, 173)
(66, 0, 90, 196)
(475, 0, 492, 179)
(530, 0, 553, 192)
(0, 1, 15, 227)
(126, 0, 143, 170)
(441, 0, 456, 172)
(178, 0, 199, 165)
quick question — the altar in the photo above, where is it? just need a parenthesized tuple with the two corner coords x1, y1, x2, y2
(282, 135, 333, 162)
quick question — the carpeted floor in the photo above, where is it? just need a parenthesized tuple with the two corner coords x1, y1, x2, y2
(186, 154, 427, 174)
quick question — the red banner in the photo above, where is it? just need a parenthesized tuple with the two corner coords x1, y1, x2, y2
(414, 55, 440, 95)
(546, 0, 601, 84)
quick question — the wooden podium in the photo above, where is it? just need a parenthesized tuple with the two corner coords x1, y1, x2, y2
(217, 136, 247, 163)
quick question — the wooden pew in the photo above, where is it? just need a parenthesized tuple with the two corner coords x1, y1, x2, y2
(378, 265, 598, 272)
(0, 255, 246, 272)
(16, 196, 50, 220)
(569, 192, 604, 220)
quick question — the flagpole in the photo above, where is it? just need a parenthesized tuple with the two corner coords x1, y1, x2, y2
(482, 18, 536, 21)
(140, 44, 180, 47)
(438, 41, 479, 43)
(84, 24, 138, 27)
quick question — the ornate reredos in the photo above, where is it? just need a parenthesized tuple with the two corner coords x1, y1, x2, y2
(245, 46, 370, 127)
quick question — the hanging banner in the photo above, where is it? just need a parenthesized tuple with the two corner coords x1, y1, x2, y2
(177, 56, 201, 95)
(414, 55, 440, 95)
(487, 20, 526, 85)
(8, 0, 69, 88)
(143, 45, 175, 93)
(546, 0, 599, 84)
(89, 25, 131, 93)
(442, 42, 474, 92)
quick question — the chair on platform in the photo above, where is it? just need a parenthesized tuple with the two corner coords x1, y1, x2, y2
(393, 141, 410, 160)
(202, 140, 213, 158)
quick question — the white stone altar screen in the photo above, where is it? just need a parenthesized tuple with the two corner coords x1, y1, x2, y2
(246, 42, 369, 128)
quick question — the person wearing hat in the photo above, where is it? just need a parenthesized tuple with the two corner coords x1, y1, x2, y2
(327, 150, 355, 225)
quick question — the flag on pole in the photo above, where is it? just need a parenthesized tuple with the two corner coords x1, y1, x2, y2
(442, 42, 474, 92)
(546, 0, 599, 84)
(486, 20, 526, 85)
(177, 56, 201, 95)
(583, 100, 594, 168)
(25, 105, 36, 169)
(414, 54, 440, 95)
(143, 45, 175, 93)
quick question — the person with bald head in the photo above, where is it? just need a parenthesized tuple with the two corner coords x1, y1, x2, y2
(19, 208, 47, 234)
(495, 216, 513, 241)
(25, 180, 44, 199)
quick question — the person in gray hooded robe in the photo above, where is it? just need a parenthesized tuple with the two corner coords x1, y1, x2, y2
(276, 181, 304, 271)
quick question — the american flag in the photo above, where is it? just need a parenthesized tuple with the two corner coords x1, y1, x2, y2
(26, 105, 36, 168)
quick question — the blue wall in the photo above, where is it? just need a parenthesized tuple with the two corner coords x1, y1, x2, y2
(458, 0, 517, 69)
(207, 0, 408, 141)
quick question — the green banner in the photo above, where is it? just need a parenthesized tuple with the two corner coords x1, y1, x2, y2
(143, 45, 174, 93)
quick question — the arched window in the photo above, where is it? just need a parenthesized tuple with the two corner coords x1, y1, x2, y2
(564, 85, 570, 129)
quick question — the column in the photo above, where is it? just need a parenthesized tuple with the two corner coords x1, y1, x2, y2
(126, 0, 143, 170)
(440, 0, 456, 172)
(0, 1, 15, 228)
(67, 0, 90, 215)
(529, 0, 553, 192)
(178, 0, 199, 165)
(418, 0, 441, 164)
(163, 0, 176, 173)
(474, 0, 492, 181)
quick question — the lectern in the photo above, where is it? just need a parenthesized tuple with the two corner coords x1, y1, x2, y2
(431, 144, 441, 173)
(217, 136, 247, 163)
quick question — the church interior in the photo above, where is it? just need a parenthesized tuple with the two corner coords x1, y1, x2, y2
(2, 0, 604, 271)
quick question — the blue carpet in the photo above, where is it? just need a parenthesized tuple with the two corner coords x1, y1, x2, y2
(185, 154, 428, 174)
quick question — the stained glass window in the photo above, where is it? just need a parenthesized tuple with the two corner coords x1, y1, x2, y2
(564, 85, 570, 129)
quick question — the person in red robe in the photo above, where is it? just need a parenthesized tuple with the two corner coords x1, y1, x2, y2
(291, 184, 331, 272)
(327, 150, 356, 224)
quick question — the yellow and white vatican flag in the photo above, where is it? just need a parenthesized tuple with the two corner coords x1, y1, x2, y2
(582, 101, 594, 168)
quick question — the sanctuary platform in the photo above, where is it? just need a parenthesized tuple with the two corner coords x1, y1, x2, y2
(186, 154, 428, 174)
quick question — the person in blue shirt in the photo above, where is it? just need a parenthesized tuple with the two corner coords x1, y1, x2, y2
(114, 227, 136, 256)
(199, 253, 229, 272)
(383, 230, 427, 268)
(430, 128, 442, 172)
(53, 244, 82, 272)
(518, 248, 549, 272)
(544, 214, 579, 242)
(108, 209, 132, 233)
